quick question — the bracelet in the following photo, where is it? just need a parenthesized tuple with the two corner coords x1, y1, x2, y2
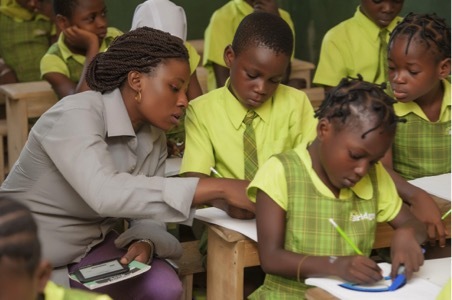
(297, 255, 310, 283)
(138, 239, 155, 265)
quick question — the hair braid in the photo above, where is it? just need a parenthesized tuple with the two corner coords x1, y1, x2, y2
(390, 13, 451, 61)
(86, 27, 189, 93)
(315, 75, 405, 138)
(0, 197, 40, 276)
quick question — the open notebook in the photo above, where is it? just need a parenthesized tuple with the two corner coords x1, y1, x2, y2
(408, 173, 451, 201)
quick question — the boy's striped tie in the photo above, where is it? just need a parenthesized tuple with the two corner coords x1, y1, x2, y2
(243, 110, 258, 180)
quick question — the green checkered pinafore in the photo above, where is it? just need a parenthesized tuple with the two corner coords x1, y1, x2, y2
(249, 150, 378, 300)
(393, 113, 451, 180)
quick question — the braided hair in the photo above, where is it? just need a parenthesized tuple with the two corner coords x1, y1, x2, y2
(53, 0, 79, 18)
(389, 13, 451, 62)
(0, 197, 41, 276)
(232, 11, 293, 58)
(86, 26, 189, 93)
(315, 76, 404, 139)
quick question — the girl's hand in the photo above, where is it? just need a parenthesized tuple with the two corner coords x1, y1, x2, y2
(390, 228, 424, 280)
(120, 240, 154, 265)
(63, 26, 100, 52)
(334, 255, 383, 284)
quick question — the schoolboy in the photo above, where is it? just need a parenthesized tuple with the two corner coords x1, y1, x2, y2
(203, 0, 297, 91)
(40, 0, 122, 99)
(0, 0, 56, 83)
(313, 0, 404, 90)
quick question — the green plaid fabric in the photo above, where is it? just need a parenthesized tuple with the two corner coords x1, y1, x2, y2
(250, 150, 378, 299)
(393, 113, 451, 180)
(243, 110, 258, 180)
(375, 28, 389, 83)
(0, 13, 52, 82)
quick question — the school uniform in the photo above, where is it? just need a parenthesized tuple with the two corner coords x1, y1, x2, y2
(0, 2, 53, 82)
(180, 80, 316, 178)
(0, 89, 199, 292)
(247, 141, 402, 299)
(313, 6, 402, 87)
(40, 27, 123, 85)
(44, 281, 112, 300)
(392, 79, 451, 179)
(203, 0, 295, 91)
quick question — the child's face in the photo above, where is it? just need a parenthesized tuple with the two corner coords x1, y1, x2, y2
(317, 117, 392, 192)
(388, 35, 449, 103)
(224, 45, 289, 110)
(360, 0, 404, 28)
(16, 0, 39, 13)
(133, 58, 190, 131)
(67, 0, 108, 40)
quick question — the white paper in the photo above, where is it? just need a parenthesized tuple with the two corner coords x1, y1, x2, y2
(305, 258, 450, 300)
(408, 173, 451, 201)
(194, 207, 257, 241)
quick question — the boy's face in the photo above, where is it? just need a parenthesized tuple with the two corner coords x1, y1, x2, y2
(132, 58, 190, 132)
(224, 44, 289, 110)
(360, 0, 404, 28)
(388, 35, 451, 103)
(316, 117, 392, 193)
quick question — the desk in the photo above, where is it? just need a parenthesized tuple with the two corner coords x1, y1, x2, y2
(0, 81, 57, 168)
(202, 197, 451, 300)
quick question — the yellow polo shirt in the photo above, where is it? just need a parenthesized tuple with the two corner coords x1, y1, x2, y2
(313, 6, 402, 87)
(203, 0, 295, 91)
(40, 27, 123, 78)
(44, 281, 112, 300)
(180, 80, 317, 179)
(185, 41, 201, 74)
(247, 141, 402, 223)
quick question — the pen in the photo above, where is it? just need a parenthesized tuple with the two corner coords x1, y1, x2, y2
(328, 218, 363, 255)
(210, 167, 223, 178)
(441, 209, 451, 220)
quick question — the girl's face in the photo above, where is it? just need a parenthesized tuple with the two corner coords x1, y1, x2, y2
(316, 117, 393, 194)
(68, 0, 108, 41)
(133, 58, 190, 131)
(388, 35, 450, 103)
(360, 0, 404, 28)
(224, 45, 289, 110)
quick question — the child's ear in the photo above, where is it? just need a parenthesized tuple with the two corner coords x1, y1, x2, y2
(223, 45, 235, 68)
(438, 58, 451, 79)
(55, 14, 70, 31)
(36, 260, 52, 294)
(317, 118, 332, 141)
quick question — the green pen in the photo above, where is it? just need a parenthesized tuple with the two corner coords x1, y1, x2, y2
(210, 167, 224, 178)
(329, 218, 363, 255)
(441, 209, 451, 220)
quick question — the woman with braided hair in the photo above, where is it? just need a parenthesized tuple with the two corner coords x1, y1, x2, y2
(0, 27, 255, 300)
(247, 77, 426, 298)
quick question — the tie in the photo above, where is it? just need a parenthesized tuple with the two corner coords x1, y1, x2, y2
(376, 28, 389, 83)
(243, 110, 258, 180)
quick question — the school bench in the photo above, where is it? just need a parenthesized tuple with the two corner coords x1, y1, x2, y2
(0, 81, 58, 171)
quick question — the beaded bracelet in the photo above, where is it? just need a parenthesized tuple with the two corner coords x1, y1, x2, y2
(138, 239, 155, 265)
(296, 255, 310, 283)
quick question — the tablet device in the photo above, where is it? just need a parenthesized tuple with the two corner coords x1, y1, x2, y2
(72, 258, 130, 283)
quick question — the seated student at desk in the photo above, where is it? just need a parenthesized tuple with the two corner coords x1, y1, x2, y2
(381, 13, 451, 248)
(0, 27, 254, 300)
(247, 77, 427, 298)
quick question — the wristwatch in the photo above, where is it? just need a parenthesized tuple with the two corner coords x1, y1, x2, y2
(138, 239, 155, 265)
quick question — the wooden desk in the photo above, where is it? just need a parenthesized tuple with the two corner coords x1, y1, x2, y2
(204, 197, 451, 300)
(0, 81, 57, 168)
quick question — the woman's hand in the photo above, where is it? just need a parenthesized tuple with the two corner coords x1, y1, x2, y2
(120, 240, 154, 265)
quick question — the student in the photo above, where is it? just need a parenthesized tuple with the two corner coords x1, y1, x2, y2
(131, 0, 203, 157)
(0, 0, 56, 83)
(0, 196, 111, 300)
(247, 77, 427, 298)
(1, 27, 254, 300)
(382, 13, 451, 247)
(181, 11, 316, 212)
(313, 0, 404, 90)
(203, 0, 299, 91)
(40, 0, 122, 99)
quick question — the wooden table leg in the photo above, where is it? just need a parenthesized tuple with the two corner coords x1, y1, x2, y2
(6, 96, 28, 168)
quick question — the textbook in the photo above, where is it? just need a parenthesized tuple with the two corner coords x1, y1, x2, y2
(69, 260, 151, 290)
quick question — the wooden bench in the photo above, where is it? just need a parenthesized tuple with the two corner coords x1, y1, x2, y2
(167, 240, 205, 300)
